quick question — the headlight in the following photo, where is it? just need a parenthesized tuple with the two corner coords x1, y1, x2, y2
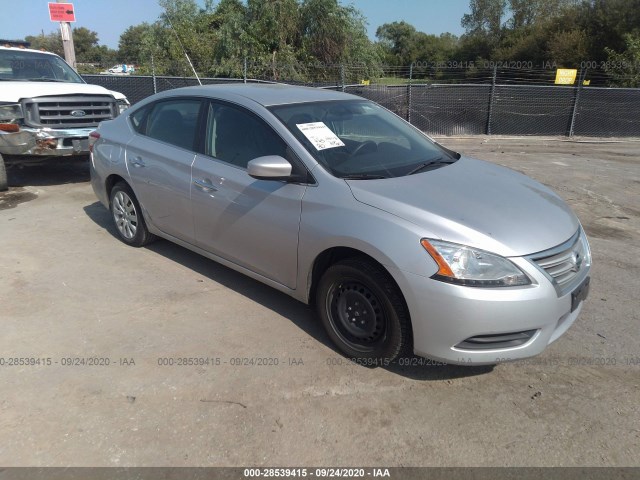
(116, 99, 130, 115)
(421, 239, 531, 287)
(0, 103, 24, 122)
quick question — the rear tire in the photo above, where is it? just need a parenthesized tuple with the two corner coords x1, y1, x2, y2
(316, 257, 412, 364)
(0, 154, 8, 192)
(109, 182, 156, 247)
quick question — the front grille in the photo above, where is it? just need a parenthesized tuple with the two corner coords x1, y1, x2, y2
(455, 330, 538, 350)
(23, 95, 116, 129)
(529, 229, 590, 296)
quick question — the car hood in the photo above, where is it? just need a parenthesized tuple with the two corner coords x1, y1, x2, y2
(1, 81, 127, 102)
(346, 157, 579, 257)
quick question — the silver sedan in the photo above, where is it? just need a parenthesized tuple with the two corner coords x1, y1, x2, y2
(90, 84, 591, 365)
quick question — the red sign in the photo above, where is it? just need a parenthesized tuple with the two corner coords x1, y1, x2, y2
(48, 3, 76, 22)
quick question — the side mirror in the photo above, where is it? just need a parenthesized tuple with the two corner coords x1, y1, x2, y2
(247, 155, 292, 180)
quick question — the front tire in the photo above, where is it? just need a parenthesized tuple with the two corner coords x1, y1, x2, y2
(316, 257, 412, 363)
(109, 182, 156, 247)
(0, 154, 8, 192)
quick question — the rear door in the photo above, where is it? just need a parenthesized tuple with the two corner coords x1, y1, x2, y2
(191, 101, 307, 289)
(126, 98, 204, 244)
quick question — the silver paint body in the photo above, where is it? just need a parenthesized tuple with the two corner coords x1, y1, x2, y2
(90, 84, 590, 365)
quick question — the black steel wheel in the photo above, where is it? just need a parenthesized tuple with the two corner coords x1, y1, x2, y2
(316, 257, 411, 363)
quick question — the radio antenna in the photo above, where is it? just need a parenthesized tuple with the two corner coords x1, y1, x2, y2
(164, 12, 202, 85)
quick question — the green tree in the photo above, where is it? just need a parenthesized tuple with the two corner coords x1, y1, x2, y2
(24, 31, 63, 56)
(117, 0, 380, 80)
(300, 0, 365, 64)
(376, 22, 458, 66)
(72, 27, 100, 62)
(461, 0, 507, 41)
(118, 23, 155, 64)
(376, 21, 419, 64)
(605, 33, 640, 87)
(157, 0, 217, 75)
(577, 0, 640, 62)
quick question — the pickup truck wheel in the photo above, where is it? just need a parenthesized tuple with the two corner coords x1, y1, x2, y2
(0, 154, 8, 191)
(316, 257, 412, 364)
(109, 182, 156, 247)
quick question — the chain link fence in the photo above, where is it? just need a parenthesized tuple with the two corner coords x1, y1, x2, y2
(83, 63, 640, 137)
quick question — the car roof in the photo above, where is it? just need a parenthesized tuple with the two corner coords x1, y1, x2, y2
(164, 83, 362, 107)
(0, 46, 58, 56)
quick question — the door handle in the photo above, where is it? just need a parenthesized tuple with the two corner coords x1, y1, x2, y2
(193, 179, 218, 192)
(130, 156, 145, 168)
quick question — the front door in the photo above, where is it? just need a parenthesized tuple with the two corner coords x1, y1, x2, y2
(191, 102, 307, 289)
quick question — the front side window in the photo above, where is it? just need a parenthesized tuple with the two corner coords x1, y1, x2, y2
(270, 100, 458, 179)
(206, 102, 288, 169)
(144, 99, 202, 151)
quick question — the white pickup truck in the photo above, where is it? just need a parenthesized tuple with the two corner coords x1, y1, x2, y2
(0, 46, 129, 191)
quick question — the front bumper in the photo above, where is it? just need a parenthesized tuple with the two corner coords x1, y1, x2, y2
(0, 126, 94, 157)
(392, 255, 590, 365)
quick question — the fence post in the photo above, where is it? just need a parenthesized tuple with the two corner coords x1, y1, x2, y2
(485, 65, 497, 135)
(243, 57, 248, 84)
(407, 62, 413, 123)
(568, 68, 585, 137)
(340, 64, 346, 92)
(151, 53, 157, 94)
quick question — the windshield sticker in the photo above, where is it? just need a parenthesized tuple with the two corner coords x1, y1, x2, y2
(296, 122, 345, 151)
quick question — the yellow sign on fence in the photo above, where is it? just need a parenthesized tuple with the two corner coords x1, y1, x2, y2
(555, 69, 577, 85)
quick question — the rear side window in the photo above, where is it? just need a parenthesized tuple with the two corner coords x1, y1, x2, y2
(129, 106, 148, 133)
(135, 99, 202, 151)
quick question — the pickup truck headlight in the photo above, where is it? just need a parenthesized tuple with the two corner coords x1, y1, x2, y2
(421, 239, 531, 287)
(0, 104, 24, 122)
(116, 99, 130, 115)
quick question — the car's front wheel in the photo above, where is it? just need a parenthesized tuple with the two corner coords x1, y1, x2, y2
(109, 182, 156, 247)
(316, 257, 412, 363)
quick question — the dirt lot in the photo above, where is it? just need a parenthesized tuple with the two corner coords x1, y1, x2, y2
(0, 137, 639, 467)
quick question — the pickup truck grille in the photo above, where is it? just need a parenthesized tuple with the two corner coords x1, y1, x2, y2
(22, 95, 116, 129)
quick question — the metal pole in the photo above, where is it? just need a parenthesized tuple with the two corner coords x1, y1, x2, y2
(486, 65, 497, 135)
(243, 57, 248, 84)
(57, 0, 76, 70)
(407, 63, 414, 123)
(151, 54, 157, 94)
(568, 68, 585, 137)
(340, 64, 346, 92)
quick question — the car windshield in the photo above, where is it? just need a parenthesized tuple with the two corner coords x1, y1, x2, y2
(270, 100, 458, 179)
(0, 49, 84, 83)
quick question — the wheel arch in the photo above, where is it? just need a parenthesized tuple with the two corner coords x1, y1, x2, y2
(308, 246, 409, 312)
(308, 246, 414, 357)
(105, 174, 129, 205)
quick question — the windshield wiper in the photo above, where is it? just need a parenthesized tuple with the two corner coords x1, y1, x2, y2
(24, 78, 67, 82)
(342, 174, 388, 180)
(406, 157, 454, 176)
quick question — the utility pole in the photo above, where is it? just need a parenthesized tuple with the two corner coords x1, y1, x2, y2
(57, 0, 76, 70)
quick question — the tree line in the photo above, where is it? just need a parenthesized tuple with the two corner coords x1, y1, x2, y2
(21, 0, 640, 86)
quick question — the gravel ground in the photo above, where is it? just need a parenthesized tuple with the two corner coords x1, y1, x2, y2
(0, 136, 638, 467)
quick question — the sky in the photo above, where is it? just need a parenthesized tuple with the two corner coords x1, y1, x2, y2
(0, 0, 470, 49)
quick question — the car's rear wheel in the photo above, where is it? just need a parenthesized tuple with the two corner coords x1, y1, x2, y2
(109, 182, 156, 247)
(316, 257, 411, 363)
(0, 154, 8, 192)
